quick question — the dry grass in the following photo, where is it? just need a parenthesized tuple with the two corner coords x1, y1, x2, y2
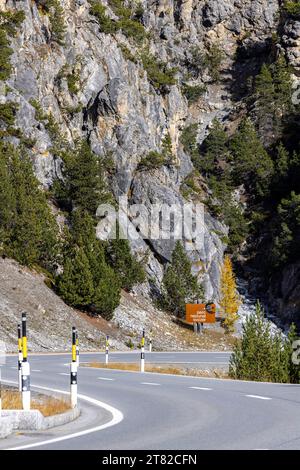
(2, 389, 71, 417)
(83, 362, 229, 379)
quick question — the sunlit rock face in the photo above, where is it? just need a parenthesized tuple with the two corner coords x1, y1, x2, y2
(2, 0, 284, 302)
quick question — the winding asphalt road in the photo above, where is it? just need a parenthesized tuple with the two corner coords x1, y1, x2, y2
(1, 352, 300, 450)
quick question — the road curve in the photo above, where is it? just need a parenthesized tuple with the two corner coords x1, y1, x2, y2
(1, 352, 300, 450)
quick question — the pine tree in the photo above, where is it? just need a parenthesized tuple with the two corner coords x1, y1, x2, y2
(61, 140, 110, 216)
(0, 142, 59, 270)
(105, 223, 145, 291)
(229, 302, 272, 380)
(229, 302, 299, 383)
(276, 142, 289, 178)
(161, 241, 204, 317)
(254, 55, 292, 139)
(93, 264, 121, 320)
(200, 119, 229, 176)
(255, 63, 275, 133)
(58, 246, 94, 308)
(270, 191, 300, 267)
(283, 324, 300, 384)
(272, 55, 293, 119)
(219, 255, 240, 333)
(0, 145, 16, 247)
(230, 118, 274, 196)
(58, 209, 122, 318)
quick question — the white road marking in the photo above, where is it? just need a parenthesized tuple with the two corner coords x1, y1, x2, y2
(3, 381, 123, 450)
(140, 382, 160, 386)
(32, 369, 41, 372)
(10, 367, 17, 370)
(189, 386, 212, 391)
(97, 377, 114, 381)
(58, 372, 69, 376)
(245, 395, 272, 400)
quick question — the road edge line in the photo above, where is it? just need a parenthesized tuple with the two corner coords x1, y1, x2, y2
(3, 380, 123, 450)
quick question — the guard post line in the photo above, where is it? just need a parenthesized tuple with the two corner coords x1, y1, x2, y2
(70, 326, 78, 408)
(21, 312, 31, 410)
(149, 335, 152, 353)
(18, 323, 23, 392)
(0, 340, 6, 414)
(76, 329, 79, 367)
(105, 335, 109, 365)
(140, 329, 145, 373)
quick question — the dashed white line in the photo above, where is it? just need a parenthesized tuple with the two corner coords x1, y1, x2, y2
(245, 395, 272, 400)
(97, 377, 114, 381)
(58, 372, 69, 376)
(10, 367, 17, 370)
(189, 386, 212, 391)
(140, 382, 160, 386)
(32, 369, 41, 372)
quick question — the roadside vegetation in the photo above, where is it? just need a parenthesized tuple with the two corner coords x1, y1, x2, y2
(2, 388, 71, 416)
(160, 241, 204, 318)
(229, 303, 300, 383)
(219, 255, 240, 333)
(82, 362, 228, 379)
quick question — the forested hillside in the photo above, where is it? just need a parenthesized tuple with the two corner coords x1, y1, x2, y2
(0, 0, 299, 327)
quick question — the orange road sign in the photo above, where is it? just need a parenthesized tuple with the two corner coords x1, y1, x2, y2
(185, 303, 216, 324)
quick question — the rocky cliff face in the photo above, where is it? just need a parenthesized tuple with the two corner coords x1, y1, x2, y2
(3, 0, 298, 307)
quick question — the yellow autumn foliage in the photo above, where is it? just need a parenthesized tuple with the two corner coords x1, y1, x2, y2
(219, 255, 240, 332)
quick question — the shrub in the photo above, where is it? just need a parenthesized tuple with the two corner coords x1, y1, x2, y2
(0, 29, 13, 81)
(44, 0, 66, 45)
(89, 2, 118, 34)
(67, 73, 80, 95)
(0, 9, 25, 36)
(118, 17, 146, 43)
(203, 43, 224, 82)
(0, 9, 25, 81)
(141, 52, 177, 92)
(182, 83, 206, 103)
(180, 170, 201, 199)
(138, 150, 167, 170)
(119, 43, 137, 63)
(180, 123, 198, 157)
(283, 1, 300, 17)
(0, 102, 19, 126)
(89, 1, 146, 43)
